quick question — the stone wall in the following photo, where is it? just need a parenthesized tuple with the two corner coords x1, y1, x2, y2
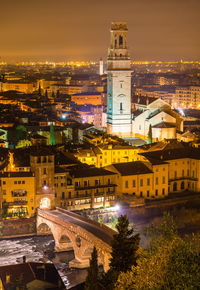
(0, 217, 36, 238)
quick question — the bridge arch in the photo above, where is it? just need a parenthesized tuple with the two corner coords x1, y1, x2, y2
(37, 208, 114, 271)
(58, 234, 74, 252)
(37, 222, 52, 235)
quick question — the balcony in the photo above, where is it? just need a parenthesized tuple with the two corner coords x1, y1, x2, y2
(169, 176, 198, 182)
(11, 190, 27, 197)
(75, 184, 117, 190)
(5, 200, 28, 206)
(94, 192, 104, 197)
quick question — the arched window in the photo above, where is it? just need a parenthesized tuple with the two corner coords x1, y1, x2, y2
(120, 102, 123, 111)
(119, 35, 123, 46)
(173, 182, 177, 192)
(181, 181, 184, 190)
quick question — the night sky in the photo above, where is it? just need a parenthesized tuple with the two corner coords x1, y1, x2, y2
(1, 0, 200, 62)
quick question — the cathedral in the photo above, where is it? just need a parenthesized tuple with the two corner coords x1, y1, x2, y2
(106, 22, 183, 141)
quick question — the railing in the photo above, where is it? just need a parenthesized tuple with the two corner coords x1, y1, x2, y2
(75, 184, 117, 190)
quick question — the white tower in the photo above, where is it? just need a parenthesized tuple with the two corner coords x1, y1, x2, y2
(107, 22, 132, 137)
(99, 58, 104, 75)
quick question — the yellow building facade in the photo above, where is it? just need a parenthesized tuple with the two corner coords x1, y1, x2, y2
(106, 160, 169, 199)
(54, 167, 116, 210)
(75, 144, 141, 168)
(0, 172, 35, 218)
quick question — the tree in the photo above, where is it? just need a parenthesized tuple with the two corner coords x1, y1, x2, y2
(101, 215, 140, 289)
(147, 124, 152, 144)
(45, 89, 48, 99)
(15, 125, 27, 141)
(85, 246, 99, 290)
(115, 213, 200, 290)
(110, 215, 140, 272)
(38, 84, 41, 96)
(49, 124, 56, 145)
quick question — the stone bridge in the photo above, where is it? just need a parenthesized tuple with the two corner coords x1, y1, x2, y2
(37, 207, 116, 271)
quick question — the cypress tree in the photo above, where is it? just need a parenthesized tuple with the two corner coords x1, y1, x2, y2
(38, 84, 41, 96)
(85, 246, 99, 290)
(101, 215, 140, 289)
(147, 124, 152, 144)
(110, 215, 140, 272)
(49, 124, 56, 145)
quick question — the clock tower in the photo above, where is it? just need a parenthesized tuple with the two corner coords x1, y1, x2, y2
(107, 22, 132, 137)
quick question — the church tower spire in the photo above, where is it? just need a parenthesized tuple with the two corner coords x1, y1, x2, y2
(107, 22, 132, 137)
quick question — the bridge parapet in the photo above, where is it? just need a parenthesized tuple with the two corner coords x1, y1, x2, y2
(55, 207, 116, 237)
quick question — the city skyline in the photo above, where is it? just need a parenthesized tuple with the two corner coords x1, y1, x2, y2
(0, 0, 200, 62)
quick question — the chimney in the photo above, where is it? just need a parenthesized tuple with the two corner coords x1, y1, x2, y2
(23, 256, 26, 263)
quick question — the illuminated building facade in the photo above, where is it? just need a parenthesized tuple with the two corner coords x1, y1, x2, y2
(2, 82, 36, 94)
(30, 150, 55, 209)
(175, 86, 200, 109)
(107, 22, 132, 137)
(106, 160, 169, 199)
(71, 92, 102, 105)
(56, 167, 116, 210)
(132, 98, 183, 141)
(0, 172, 35, 218)
(75, 143, 140, 168)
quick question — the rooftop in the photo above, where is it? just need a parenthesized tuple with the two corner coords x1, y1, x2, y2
(111, 161, 153, 176)
(0, 262, 65, 289)
(70, 167, 116, 178)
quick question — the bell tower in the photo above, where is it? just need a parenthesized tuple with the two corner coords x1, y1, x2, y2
(107, 22, 132, 137)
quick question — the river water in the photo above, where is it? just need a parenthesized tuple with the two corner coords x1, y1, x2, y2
(0, 235, 87, 289)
